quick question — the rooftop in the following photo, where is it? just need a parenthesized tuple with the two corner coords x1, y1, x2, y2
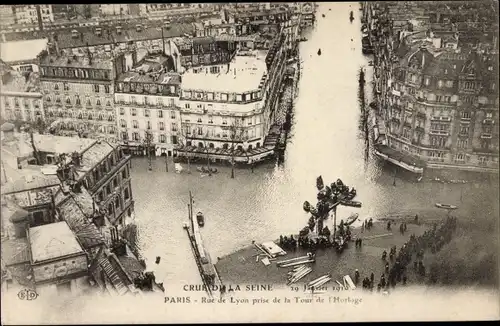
(115, 54, 182, 85)
(181, 50, 268, 93)
(1, 237, 30, 266)
(78, 140, 116, 174)
(29, 221, 84, 264)
(39, 52, 113, 70)
(0, 38, 48, 63)
(0, 70, 41, 94)
(57, 192, 106, 250)
(52, 23, 195, 49)
(33, 134, 96, 155)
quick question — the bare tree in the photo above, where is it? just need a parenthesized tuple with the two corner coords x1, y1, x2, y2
(226, 119, 245, 179)
(202, 137, 212, 176)
(143, 131, 153, 171)
(177, 118, 192, 174)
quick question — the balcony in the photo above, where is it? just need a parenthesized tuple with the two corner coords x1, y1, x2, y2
(483, 119, 494, 125)
(480, 133, 492, 139)
(416, 112, 426, 120)
(429, 130, 450, 136)
(431, 115, 452, 122)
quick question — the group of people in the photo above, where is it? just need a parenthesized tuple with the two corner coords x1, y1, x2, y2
(353, 215, 458, 293)
(362, 218, 374, 231)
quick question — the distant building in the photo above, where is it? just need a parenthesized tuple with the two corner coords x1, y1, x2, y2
(99, 4, 130, 17)
(0, 62, 44, 126)
(0, 38, 49, 72)
(12, 5, 54, 26)
(0, 6, 16, 27)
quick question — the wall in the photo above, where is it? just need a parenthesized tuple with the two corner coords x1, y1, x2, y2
(32, 254, 87, 284)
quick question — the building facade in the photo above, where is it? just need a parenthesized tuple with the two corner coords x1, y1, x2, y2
(38, 49, 119, 140)
(114, 52, 182, 156)
(0, 63, 45, 126)
(367, 1, 499, 174)
(175, 31, 287, 163)
(99, 4, 131, 17)
(12, 5, 54, 25)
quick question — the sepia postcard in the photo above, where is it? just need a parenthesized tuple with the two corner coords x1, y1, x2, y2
(0, 2, 499, 324)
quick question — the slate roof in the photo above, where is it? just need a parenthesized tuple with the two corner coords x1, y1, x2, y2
(57, 194, 105, 250)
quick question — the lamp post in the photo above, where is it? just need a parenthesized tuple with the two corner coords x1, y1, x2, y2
(143, 131, 153, 172)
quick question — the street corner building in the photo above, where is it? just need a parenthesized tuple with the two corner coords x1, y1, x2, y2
(1, 127, 163, 298)
(362, 1, 499, 175)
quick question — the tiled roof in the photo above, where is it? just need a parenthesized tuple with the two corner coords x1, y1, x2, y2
(1, 238, 30, 266)
(57, 194, 105, 249)
(52, 23, 195, 49)
(80, 140, 115, 171)
(29, 221, 84, 263)
(1, 172, 60, 195)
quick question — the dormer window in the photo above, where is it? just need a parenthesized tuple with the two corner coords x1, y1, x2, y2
(96, 27, 102, 36)
(136, 24, 142, 32)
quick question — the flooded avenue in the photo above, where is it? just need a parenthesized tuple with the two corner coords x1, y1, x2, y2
(130, 3, 498, 286)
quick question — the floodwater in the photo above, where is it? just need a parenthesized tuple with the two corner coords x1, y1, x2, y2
(131, 3, 498, 287)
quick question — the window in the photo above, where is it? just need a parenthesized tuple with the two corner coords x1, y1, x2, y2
(461, 111, 471, 119)
(159, 122, 165, 130)
(221, 93, 228, 101)
(485, 112, 493, 119)
(63, 83, 69, 91)
(158, 110, 163, 118)
(446, 80, 453, 88)
(124, 187, 130, 200)
(170, 111, 176, 119)
(147, 121, 151, 130)
(207, 92, 214, 101)
(131, 108, 137, 116)
(94, 84, 100, 92)
(54, 84, 59, 90)
(76, 96, 81, 105)
(96, 99, 101, 106)
(457, 139, 468, 149)
(132, 132, 139, 141)
(133, 120, 138, 128)
(66, 97, 71, 105)
(157, 98, 163, 106)
(208, 115, 213, 124)
(121, 131, 128, 140)
(171, 123, 178, 132)
(144, 109, 150, 117)
(120, 108, 125, 115)
(185, 103, 190, 109)
(222, 118, 227, 125)
(120, 119, 127, 128)
(131, 96, 136, 104)
(160, 134, 166, 143)
(460, 126, 469, 135)
(437, 80, 443, 88)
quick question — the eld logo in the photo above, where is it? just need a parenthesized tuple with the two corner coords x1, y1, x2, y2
(17, 289, 38, 301)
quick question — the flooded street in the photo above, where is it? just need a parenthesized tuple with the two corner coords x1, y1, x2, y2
(131, 2, 498, 286)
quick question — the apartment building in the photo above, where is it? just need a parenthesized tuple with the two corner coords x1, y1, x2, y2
(12, 5, 54, 25)
(38, 47, 120, 140)
(0, 62, 44, 126)
(114, 52, 182, 156)
(175, 31, 287, 163)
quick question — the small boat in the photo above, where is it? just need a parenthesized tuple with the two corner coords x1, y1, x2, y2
(345, 213, 359, 226)
(316, 175, 324, 190)
(340, 199, 362, 208)
(317, 48, 322, 56)
(349, 11, 354, 22)
(196, 212, 205, 227)
(303, 201, 311, 212)
(435, 203, 458, 210)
